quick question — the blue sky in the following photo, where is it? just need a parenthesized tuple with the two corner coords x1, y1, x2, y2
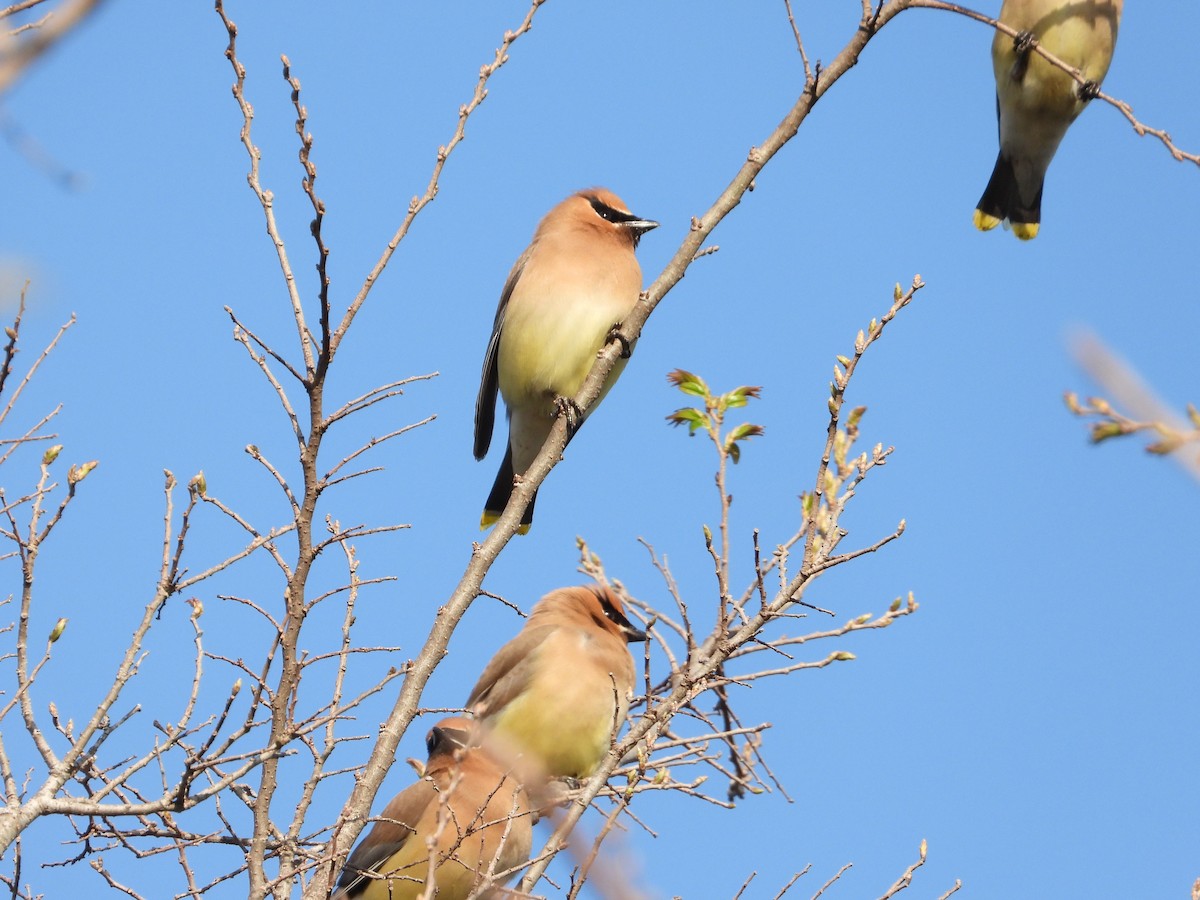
(3, 2, 1198, 898)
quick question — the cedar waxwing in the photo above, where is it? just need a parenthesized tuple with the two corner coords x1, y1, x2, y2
(974, 0, 1121, 239)
(466, 585, 647, 780)
(474, 188, 658, 534)
(334, 718, 532, 900)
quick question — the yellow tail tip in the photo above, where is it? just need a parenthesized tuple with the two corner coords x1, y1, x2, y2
(973, 209, 1001, 232)
(1011, 222, 1039, 240)
(480, 511, 531, 535)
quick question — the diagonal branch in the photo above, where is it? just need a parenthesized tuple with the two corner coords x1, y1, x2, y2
(907, 0, 1200, 166)
(0, 0, 105, 95)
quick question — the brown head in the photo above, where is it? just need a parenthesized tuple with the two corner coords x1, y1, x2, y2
(529, 584, 648, 644)
(422, 717, 481, 767)
(535, 188, 658, 252)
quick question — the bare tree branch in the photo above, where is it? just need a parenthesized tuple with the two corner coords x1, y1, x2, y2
(0, 0, 106, 95)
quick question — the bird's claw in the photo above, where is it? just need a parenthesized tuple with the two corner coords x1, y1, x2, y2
(554, 396, 583, 435)
(529, 776, 578, 817)
(1079, 78, 1101, 102)
(1013, 29, 1036, 56)
(555, 775, 583, 795)
(607, 325, 633, 359)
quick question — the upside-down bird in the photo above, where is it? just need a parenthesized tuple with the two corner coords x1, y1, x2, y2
(974, 0, 1121, 239)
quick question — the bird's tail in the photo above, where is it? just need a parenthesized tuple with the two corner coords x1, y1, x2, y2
(481, 444, 535, 535)
(974, 152, 1041, 241)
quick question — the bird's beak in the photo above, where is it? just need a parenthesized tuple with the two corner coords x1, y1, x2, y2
(622, 622, 648, 643)
(622, 218, 659, 237)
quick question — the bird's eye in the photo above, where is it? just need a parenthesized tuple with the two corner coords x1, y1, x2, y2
(588, 197, 625, 223)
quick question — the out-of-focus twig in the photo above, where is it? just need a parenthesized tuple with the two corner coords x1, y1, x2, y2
(1067, 330, 1200, 481)
(0, 0, 106, 96)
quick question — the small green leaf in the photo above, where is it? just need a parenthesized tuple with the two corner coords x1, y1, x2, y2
(189, 470, 208, 497)
(823, 469, 838, 495)
(723, 385, 762, 409)
(1146, 436, 1184, 455)
(727, 423, 765, 444)
(667, 368, 708, 397)
(666, 407, 707, 433)
(1089, 422, 1125, 444)
(67, 460, 99, 484)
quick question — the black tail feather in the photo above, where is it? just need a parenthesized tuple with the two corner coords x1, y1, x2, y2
(976, 152, 1042, 229)
(483, 443, 537, 529)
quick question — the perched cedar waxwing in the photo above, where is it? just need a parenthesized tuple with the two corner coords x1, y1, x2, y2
(466, 585, 647, 780)
(474, 188, 658, 534)
(974, 0, 1121, 239)
(334, 718, 532, 900)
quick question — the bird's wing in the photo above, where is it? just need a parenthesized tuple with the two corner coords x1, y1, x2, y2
(335, 780, 435, 898)
(473, 248, 531, 461)
(465, 623, 552, 716)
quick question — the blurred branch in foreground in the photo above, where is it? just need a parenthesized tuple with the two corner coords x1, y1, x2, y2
(1067, 331, 1200, 481)
(0, 0, 106, 96)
